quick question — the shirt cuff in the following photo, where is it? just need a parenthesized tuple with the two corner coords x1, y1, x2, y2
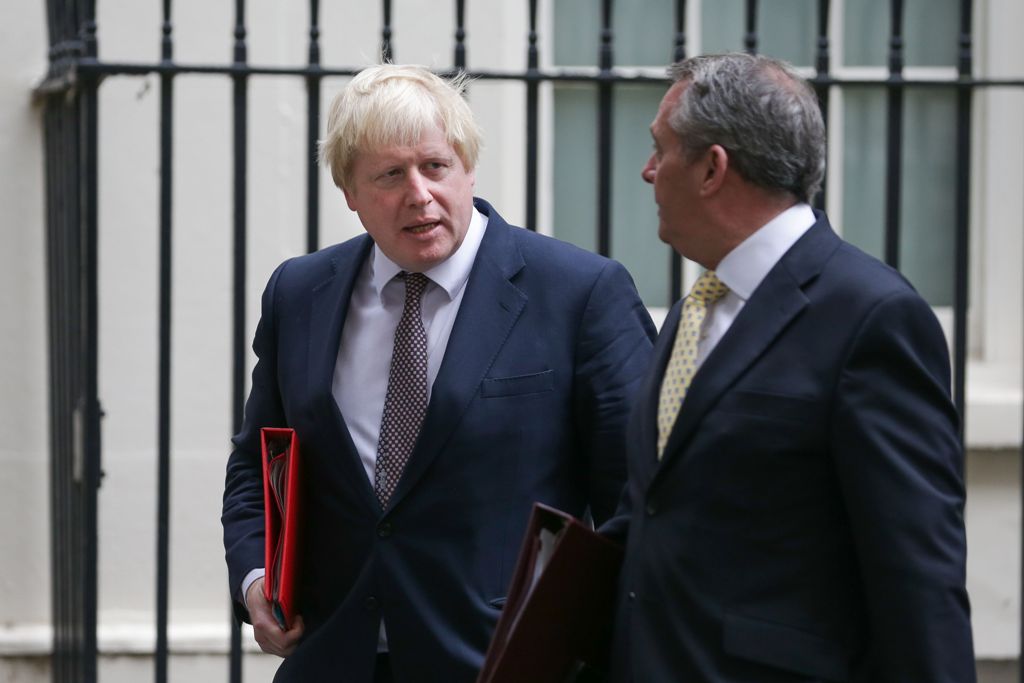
(241, 568, 266, 610)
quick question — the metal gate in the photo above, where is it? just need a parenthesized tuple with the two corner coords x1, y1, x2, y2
(38, 2, 101, 680)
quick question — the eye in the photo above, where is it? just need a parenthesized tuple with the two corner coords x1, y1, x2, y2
(423, 160, 450, 177)
(374, 168, 402, 184)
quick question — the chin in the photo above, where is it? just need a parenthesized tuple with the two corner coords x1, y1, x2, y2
(656, 224, 673, 246)
(408, 250, 452, 272)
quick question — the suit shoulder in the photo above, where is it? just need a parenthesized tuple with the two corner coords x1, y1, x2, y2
(270, 234, 370, 291)
(804, 240, 944, 355)
(506, 225, 621, 278)
(820, 239, 923, 304)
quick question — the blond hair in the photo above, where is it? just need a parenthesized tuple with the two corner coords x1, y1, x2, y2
(319, 64, 483, 191)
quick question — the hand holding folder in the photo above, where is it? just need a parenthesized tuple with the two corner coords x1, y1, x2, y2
(260, 427, 303, 630)
(477, 503, 624, 683)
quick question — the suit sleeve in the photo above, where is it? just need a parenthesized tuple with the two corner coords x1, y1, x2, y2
(831, 290, 975, 682)
(573, 260, 656, 526)
(221, 260, 290, 621)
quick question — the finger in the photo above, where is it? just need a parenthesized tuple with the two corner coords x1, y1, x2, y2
(274, 615, 306, 656)
(254, 623, 290, 657)
(248, 596, 290, 656)
(254, 612, 305, 657)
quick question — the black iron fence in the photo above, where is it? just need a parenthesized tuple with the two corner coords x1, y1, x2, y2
(34, 1, 1024, 682)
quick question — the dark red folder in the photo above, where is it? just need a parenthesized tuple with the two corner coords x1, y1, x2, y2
(476, 503, 624, 683)
(260, 427, 303, 630)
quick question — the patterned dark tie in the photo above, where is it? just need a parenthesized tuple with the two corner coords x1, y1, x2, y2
(374, 272, 430, 506)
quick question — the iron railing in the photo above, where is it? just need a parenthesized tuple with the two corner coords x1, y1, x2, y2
(35, 1, 1024, 682)
(40, 1, 100, 681)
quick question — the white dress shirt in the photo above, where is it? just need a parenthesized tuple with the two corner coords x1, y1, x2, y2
(333, 206, 487, 484)
(694, 203, 817, 367)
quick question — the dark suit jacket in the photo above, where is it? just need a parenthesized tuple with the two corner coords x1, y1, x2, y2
(608, 213, 974, 683)
(222, 198, 655, 683)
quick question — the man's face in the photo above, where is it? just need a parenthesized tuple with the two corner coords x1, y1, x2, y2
(641, 81, 708, 260)
(344, 124, 476, 273)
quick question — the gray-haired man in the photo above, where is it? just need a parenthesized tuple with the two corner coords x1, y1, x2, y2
(606, 53, 974, 683)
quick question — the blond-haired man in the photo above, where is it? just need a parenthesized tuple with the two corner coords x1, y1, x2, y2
(222, 64, 655, 683)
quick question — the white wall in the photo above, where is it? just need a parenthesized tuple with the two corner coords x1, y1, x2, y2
(0, 0, 52, 647)
(1, 0, 1022, 680)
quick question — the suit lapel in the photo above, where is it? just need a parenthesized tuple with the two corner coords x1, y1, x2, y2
(654, 216, 841, 477)
(308, 235, 380, 511)
(385, 200, 527, 510)
(632, 300, 683, 485)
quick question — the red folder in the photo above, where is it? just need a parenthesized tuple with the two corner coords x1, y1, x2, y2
(260, 427, 303, 629)
(477, 503, 624, 683)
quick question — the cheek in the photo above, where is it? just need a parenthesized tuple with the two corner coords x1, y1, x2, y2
(441, 182, 475, 218)
(658, 169, 685, 204)
(653, 178, 671, 208)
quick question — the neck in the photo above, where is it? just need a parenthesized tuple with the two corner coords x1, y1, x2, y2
(703, 186, 799, 269)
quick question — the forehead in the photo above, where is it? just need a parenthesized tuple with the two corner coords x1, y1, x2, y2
(654, 81, 686, 127)
(357, 124, 455, 165)
(651, 82, 686, 146)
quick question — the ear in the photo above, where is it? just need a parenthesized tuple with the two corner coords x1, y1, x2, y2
(343, 185, 358, 211)
(698, 144, 729, 197)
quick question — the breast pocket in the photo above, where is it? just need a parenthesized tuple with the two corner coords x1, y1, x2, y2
(479, 369, 554, 398)
(714, 389, 825, 424)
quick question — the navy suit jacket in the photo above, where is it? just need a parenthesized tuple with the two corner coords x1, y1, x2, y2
(608, 213, 974, 683)
(222, 198, 655, 683)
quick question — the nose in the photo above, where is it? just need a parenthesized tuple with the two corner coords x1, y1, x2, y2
(641, 154, 656, 184)
(406, 169, 433, 206)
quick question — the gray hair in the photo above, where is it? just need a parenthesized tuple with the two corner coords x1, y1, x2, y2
(667, 53, 826, 203)
(319, 64, 483, 192)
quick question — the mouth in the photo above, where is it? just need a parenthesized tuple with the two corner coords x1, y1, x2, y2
(404, 221, 441, 235)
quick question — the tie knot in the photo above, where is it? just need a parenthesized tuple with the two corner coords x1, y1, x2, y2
(402, 272, 429, 302)
(688, 270, 729, 305)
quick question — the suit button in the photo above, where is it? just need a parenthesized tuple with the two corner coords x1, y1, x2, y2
(364, 596, 379, 611)
(377, 522, 392, 538)
(628, 591, 637, 601)
(645, 503, 657, 516)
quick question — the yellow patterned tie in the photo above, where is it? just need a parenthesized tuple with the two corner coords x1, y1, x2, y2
(656, 270, 729, 459)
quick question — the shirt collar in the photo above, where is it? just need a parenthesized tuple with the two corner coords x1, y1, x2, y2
(716, 203, 816, 301)
(369, 205, 488, 302)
